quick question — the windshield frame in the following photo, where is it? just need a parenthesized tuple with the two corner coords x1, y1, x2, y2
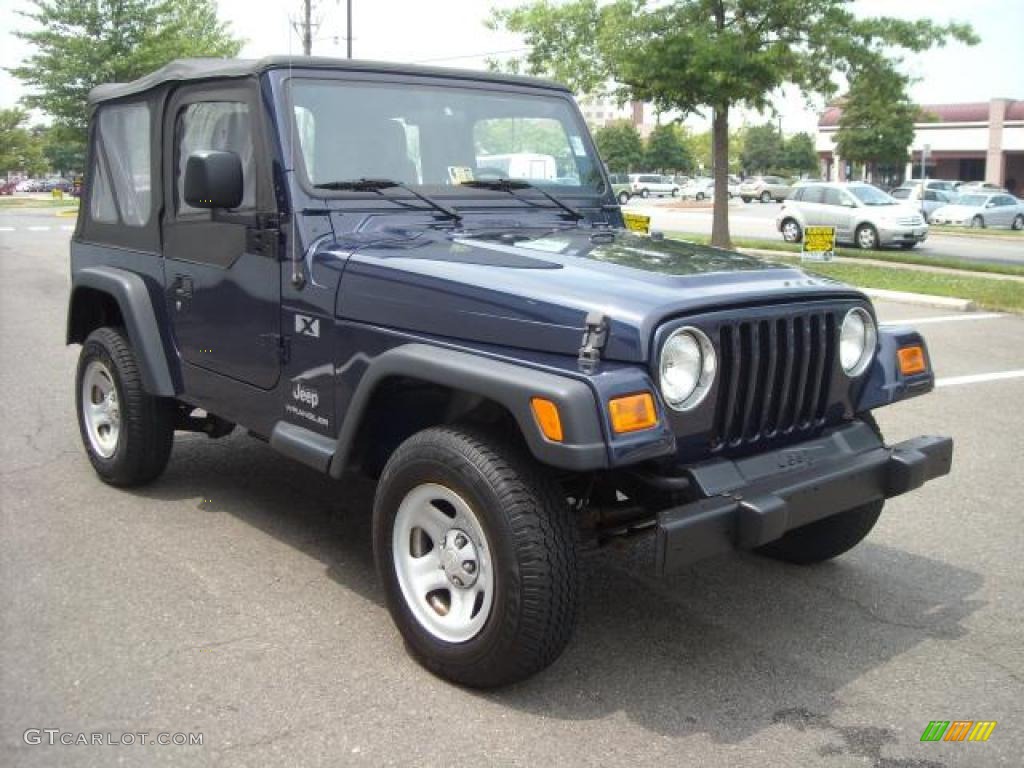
(278, 71, 608, 206)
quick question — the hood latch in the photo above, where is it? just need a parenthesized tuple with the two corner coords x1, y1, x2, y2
(578, 312, 609, 373)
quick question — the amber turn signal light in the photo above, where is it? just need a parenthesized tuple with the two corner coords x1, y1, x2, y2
(609, 392, 658, 434)
(531, 397, 564, 442)
(897, 345, 927, 375)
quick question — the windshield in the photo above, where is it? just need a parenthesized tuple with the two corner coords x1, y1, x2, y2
(289, 79, 604, 196)
(848, 185, 895, 206)
(890, 188, 911, 199)
(955, 195, 988, 206)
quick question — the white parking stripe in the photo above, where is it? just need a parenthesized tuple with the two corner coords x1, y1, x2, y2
(0, 227, 14, 232)
(881, 313, 1004, 326)
(27, 226, 51, 231)
(61, 225, 74, 231)
(936, 370, 1024, 388)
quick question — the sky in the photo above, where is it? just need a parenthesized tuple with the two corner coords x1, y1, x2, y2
(1, 0, 1020, 134)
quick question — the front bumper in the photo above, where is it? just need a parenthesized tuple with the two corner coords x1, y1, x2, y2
(655, 422, 952, 575)
(878, 224, 929, 245)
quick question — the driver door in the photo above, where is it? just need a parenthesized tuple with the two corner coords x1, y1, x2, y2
(161, 87, 282, 390)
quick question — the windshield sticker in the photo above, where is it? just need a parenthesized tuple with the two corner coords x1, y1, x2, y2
(569, 136, 586, 157)
(448, 166, 475, 184)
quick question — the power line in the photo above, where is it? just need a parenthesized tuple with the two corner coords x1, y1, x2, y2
(411, 47, 532, 65)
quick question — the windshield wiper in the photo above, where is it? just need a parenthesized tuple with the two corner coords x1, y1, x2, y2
(460, 179, 584, 221)
(313, 178, 462, 224)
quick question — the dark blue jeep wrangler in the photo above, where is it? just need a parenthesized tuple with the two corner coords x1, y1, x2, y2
(68, 57, 952, 687)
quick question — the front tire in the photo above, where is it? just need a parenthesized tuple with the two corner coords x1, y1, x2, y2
(76, 327, 175, 486)
(373, 426, 579, 688)
(640, 188, 650, 198)
(855, 224, 879, 250)
(741, 196, 752, 203)
(1012, 214, 1023, 231)
(760, 191, 771, 203)
(971, 215, 985, 229)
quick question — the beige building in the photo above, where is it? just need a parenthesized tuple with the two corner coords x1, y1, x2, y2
(816, 98, 1024, 194)
(579, 96, 658, 138)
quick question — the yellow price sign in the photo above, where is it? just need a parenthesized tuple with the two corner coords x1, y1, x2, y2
(802, 225, 836, 261)
(623, 212, 651, 235)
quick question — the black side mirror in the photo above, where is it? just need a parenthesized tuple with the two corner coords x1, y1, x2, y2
(184, 150, 243, 209)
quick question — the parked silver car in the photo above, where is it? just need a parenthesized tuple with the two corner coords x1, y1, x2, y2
(890, 185, 954, 223)
(738, 175, 792, 203)
(776, 182, 928, 250)
(681, 177, 715, 200)
(628, 173, 680, 198)
(930, 192, 1024, 229)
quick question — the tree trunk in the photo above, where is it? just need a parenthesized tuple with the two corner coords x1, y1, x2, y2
(711, 105, 732, 249)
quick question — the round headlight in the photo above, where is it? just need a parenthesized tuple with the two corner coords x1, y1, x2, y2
(660, 327, 716, 411)
(840, 307, 877, 377)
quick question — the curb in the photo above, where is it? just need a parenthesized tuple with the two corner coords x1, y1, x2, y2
(860, 288, 976, 312)
(736, 248, 978, 312)
(56, 208, 79, 218)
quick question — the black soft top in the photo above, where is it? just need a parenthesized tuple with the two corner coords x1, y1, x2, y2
(88, 56, 570, 104)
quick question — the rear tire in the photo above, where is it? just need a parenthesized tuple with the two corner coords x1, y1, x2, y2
(741, 196, 752, 203)
(760, 191, 771, 203)
(970, 215, 985, 229)
(1012, 214, 1023, 231)
(76, 327, 175, 486)
(781, 218, 803, 243)
(373, 426, 579, 688)
(640, 188, 649, 198)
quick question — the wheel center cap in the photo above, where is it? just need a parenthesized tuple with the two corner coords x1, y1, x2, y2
(440, 529, 479, 589)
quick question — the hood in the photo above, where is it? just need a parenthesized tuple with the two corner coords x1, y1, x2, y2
(331, 226, 863, 362)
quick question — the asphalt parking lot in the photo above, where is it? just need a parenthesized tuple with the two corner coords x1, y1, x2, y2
(1, 208, 1022, 767)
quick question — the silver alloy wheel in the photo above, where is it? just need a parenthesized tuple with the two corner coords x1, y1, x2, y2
(392, 483, 494, 643)
(1013, 215, 1023, 231)
(81, 360, 121, 459)
(782, 220, 801, 242)
(857, 225, 877, 249)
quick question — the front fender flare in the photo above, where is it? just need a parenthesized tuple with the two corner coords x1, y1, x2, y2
(68, 266, 178, 397)
(328, 344, 608, 477)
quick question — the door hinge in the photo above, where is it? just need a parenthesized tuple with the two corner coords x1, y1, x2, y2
(258, 332, 290, 363)
(578, 311, 609, 373)
(247, 213, 283, 259)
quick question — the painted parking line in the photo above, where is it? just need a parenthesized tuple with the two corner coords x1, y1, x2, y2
(0, 227, 14, 232)
(27, 226, 52, 231)
(881, 313, 1004, 326)
(936, 370, 1024, 388)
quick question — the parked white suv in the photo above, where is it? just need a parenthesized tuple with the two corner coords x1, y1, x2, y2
(628, 174, 680, 198)
(776, 182, 928, 250)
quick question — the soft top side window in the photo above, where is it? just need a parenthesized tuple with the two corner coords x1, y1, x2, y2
(89, 103, 152, 227)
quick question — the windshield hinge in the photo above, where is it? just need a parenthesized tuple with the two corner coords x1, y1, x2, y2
(578, 312, 609, 373)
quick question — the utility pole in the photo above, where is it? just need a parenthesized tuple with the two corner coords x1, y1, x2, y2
(346, 0, 352, 58)
(293, 0, 316, 56)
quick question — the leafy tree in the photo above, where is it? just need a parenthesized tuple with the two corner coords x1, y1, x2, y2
(0, 108, 47, 176)
(8, 0, 243, 160)
(644, 123, 694, 173)
(834, 66, 919, 177)
(782, 132, 819, 176)
(593, 120, 644, 172)
(740, 123, 783, 174)
(42, 125, 88, 175)
(489, 0, 975, 248)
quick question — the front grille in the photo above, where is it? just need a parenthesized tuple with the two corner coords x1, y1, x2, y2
(895, 216, 924, 226)
(712, 312, 837, 449)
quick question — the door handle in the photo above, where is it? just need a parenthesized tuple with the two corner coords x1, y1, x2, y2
(171, 275, 193, 299)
